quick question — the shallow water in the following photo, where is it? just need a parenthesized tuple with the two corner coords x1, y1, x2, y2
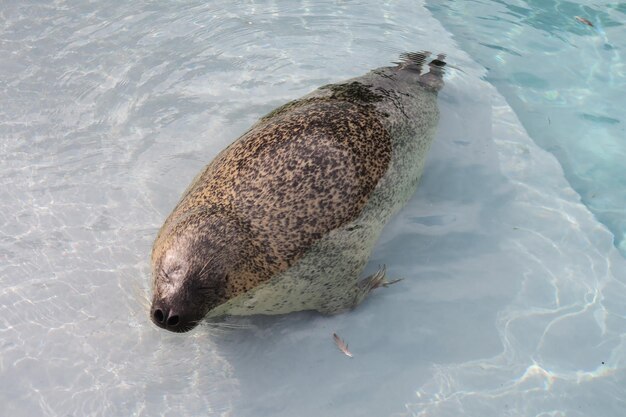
(426, 0, 626, 257)
(1, 1, 625, 416)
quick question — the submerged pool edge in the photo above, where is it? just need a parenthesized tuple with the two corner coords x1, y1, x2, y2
(425, 0, 626, 260)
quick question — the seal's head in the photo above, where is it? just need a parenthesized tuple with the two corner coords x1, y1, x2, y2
(150, 211, 242, 333)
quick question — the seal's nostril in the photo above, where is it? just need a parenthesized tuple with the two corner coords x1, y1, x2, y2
(153, 309, 165, 323)
(167, 315, 179, 327)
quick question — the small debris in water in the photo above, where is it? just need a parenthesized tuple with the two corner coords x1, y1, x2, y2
(575, 16, 594, 27)
(333, 333, 353, 358)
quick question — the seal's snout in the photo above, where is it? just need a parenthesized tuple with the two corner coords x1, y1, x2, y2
(151, 301, 195, 333)
(151, 303, 177, 328)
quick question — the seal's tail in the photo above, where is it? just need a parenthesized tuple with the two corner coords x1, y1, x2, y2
(397, 51, 446, 91)
(396, 51, 430, 73)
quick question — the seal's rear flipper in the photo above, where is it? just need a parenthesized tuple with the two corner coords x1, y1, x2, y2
(396, 51, 431, 74)
(419, 53, 447, 91)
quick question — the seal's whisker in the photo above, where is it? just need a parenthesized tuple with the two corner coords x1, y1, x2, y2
(205, 321, 252, 330)
(136, 291, 151, 311)
(124, 268, 151, 312)
(198, 259, 211, 277)
(204, 327, 232, 336)
(202, 323, 245, 337)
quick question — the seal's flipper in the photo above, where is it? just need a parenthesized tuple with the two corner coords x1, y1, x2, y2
(351, 265, 403, 308)
(419, 53, 447, 91)
(396, 51, 431, 74)
(313, 266, 402, 315)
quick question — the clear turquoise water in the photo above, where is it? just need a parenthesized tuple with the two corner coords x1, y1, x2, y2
(426, 0, 626, 257)
(1, 1, 625, 416)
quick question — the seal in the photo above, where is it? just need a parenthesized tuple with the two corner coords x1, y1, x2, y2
(150, 52, 446, 332)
